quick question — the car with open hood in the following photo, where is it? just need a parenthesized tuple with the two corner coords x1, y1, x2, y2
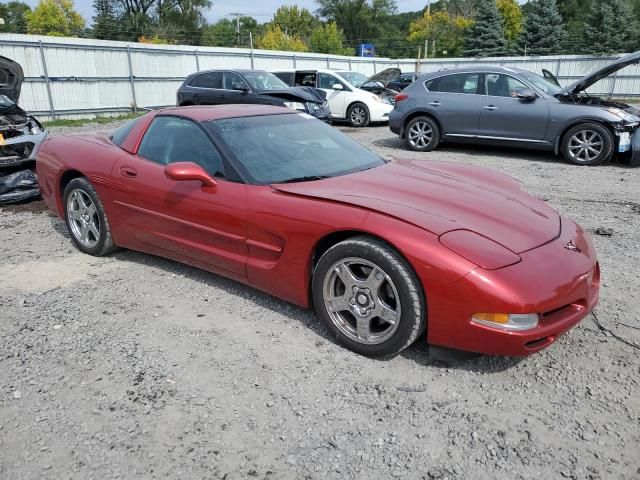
(273, 68, 394, 127)
(177, 69, 331, 122)
(37, 105, 599, 358)
(389, 50, 640, 166)
(0, 55, 47, 167)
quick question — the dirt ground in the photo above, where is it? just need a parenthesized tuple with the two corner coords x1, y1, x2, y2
(1, 121, 639, 480)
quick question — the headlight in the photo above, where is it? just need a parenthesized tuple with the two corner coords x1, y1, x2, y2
(603, 107, 640, 123)
(371, 94, 382, 103)
(439, 229, 521, 270)
(471, 313, 539, 331)
(284, 101, 306, 111)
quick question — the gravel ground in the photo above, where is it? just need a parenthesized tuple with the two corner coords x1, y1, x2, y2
(1, 120, 639, 480)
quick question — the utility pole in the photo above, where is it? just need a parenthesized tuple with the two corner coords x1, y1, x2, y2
(228, 12, 243, 46)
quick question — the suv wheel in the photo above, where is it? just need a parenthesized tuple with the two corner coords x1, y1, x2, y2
(561, 123, 613, 166)
(405, 116, 440, 152)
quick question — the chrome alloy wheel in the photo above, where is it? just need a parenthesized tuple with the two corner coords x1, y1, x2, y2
(407, 121, 433, 149)
(322, 257, 401, 345)
(350, 106, 367, 126)
(67, 188, 100, 248)
(568, 129, 604, 163)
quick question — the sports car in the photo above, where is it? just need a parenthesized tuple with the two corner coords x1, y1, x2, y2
(36, 105, 600, 358)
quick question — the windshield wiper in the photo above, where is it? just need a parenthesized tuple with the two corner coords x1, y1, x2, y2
(275, 175, 331, 184)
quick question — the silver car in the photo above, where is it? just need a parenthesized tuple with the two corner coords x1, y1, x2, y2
(389, 51, 640, 166)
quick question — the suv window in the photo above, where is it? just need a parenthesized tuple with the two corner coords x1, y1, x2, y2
(223, 72, 247, 90)
(295, 72, 316, 87)
(318, 73, 339, 89)
(427, 73, 480, 94)
(137, 116, 225, 178)
(400, 73, 415, 82)
(273, 72, 293, 85)
(485, 73, 528, 97)
(189, 72, 222, 89)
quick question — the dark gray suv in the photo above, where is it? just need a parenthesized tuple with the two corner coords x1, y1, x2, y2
(389, 51, 640, 166)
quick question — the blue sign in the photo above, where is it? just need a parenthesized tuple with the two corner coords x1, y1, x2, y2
(357, 44, 375, 57)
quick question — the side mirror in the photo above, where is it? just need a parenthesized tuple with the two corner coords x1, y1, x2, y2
(164, 162, 217, 188)
(232, 83, 249, 93)
(332, 83, 344, 91)
(514, 88, 537, 101)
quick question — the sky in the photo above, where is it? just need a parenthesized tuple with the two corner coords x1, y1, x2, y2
(20, 0, 431, 24)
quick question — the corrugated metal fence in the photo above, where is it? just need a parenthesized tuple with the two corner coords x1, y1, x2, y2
(0, 34, 637, 120)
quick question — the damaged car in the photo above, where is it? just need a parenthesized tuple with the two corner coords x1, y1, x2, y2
(390, 50, 640, 166)
(0, 55, 47, 168)
(177, 69, 331, 122)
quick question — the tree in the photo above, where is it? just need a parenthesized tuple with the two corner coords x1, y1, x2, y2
(202, 16, 263, 48)
(583, 0, 635, 55)
(463, 0, 508, 57)
(271, 5, 318, 39)
(256, 24, 308, 52)
(26, 0, 85, 37)
(308, 22, 351, 55)
(155, 0, 211, 45)
(497, 0, 522, 45)
(316, 0, 397, 49)
(92, 0, 118, 39)
(408, 10, 473, 57)
(0, 2, 32, 33)
(518, 0, 565, 55)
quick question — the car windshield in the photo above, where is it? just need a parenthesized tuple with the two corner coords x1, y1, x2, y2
(520, 72, 563, 96)
(338, 71, 369, 88)
(206, 113, 385, 184)
(242, 72, 289, 91)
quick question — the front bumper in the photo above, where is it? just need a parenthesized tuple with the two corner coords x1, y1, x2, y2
(0, 127, 48, 167)
(306, 102, 332, 123)
(369, 102, 393, 123)
(425, 217, 600, 356)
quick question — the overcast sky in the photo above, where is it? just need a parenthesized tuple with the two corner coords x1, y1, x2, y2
(20, 0, 430, 24)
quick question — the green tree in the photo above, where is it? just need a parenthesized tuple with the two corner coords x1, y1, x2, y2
(316, 0, 397, 50)
(155, 0, 211, 45)
(308, 21, 351, 54)
(463, 0, 508, 57)
(518, 0, 565, 55)
(497, 0, 522, 44)
(272, 5, 318, 39)
(26, 0, 85, 36)
(0, 2, 32, 33)
(256, 24, 308, 52)
(376, 10, 421, 58)
(202, 16, 262, 47)
(584, 0, 635, 55)
(92, 0, 118, 39)
(556, 0, 591, 51)
(408, 10, 473, 57)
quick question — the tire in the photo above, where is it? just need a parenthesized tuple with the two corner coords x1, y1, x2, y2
(404, 116, 440, 152)
(63, 177, 116, 256)
(347, 102, 370, 128)
(561, 122, 613, 166)
(312, 236, 425, 358)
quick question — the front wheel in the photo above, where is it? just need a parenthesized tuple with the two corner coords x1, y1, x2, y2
(347, 103, 370, 128)
(312, 236, 425, 358)
(405, 116, 440, 152)
(561, 123, 613, 166)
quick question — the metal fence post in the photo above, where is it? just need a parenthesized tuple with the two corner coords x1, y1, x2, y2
(249, 32, 255, 69)
(194, 49, 200, 71)
(348, 58, 352, 70)
(38, 40, 56, 119)
(126, 45, 138, 112)
(610, 72, 618, 99)
(373, 59, 377, 73)
(326, 56, 330, 68)
(293, 54, 297, 68)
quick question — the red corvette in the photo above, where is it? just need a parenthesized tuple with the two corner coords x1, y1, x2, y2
(36, 105, 600, 358)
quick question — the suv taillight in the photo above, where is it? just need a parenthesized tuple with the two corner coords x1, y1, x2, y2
(395, 93, 409, 103)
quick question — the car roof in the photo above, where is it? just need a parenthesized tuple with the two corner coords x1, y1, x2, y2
(420, 66, 533, 77)
(156, 104, 293, 122)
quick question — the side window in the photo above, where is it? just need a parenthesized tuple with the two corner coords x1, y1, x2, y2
(189, 72, 222, 89)
(428, 73, 480, 94)
(318, 73, 339, 89)
(223, 72, 247, 90)
(401, 74, 414, 82)
(295, 72, 316, 87)
(274, 72, 292, 85)
(110, 116, 143, 147)
(485, 74, 529, 97)
(137, 116, 226, 178)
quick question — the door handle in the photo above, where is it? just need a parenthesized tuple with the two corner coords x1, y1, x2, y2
(428, 101, 441, 107)
(119, 166, 137, 178)
(483, 105, 498, 111)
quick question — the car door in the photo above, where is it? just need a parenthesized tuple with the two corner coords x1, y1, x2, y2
(422, 72, 482, 137)
(317, 72, 346, 118)
(221, 71, 253, 105)
(479, 73, 550, 142)
(188, 72, 224, 105)
(110, 115, 248, 279)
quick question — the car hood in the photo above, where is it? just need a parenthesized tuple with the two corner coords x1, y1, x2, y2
(0, 55, 23, 103)
(255, 86, 326, 104)
(273, 160, 560, 254)
(365, 67, 401, 85)
(560, 49, 640, 95)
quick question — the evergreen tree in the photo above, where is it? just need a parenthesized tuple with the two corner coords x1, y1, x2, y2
(584, 0, 634, 55)
(92, 0, 118, 39)
(463, 0, 508, 57)
(518, 0, 565, 56)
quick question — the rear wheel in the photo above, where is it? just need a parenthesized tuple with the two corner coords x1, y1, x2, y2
(312, 236, 425, 358)
(561, 123, 613, 166)
(405, 116, 440, 152)
(63, 177, 116, 256)
(347, 103, 370, 128)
